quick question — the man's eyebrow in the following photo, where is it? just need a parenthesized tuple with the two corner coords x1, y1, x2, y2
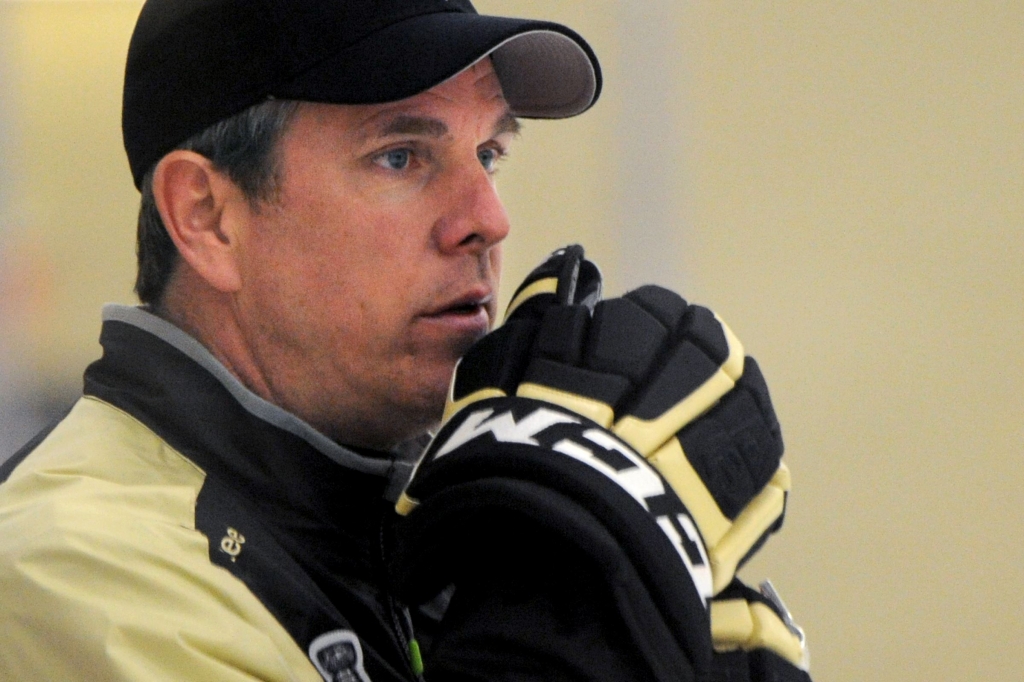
(369, 110, 520, 140)
(493, 110, 522, 137)
(376, 115, 449, 139)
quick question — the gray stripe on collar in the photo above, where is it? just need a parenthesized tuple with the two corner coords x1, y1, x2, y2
(102, 304, 398, 478)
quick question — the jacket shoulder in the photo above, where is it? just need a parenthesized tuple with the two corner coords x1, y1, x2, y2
(0, 397, 322, 681)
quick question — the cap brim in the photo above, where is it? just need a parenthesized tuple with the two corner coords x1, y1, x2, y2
(274, 12, 601, 119)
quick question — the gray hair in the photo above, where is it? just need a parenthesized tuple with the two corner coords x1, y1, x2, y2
(134, 99, 301, 305)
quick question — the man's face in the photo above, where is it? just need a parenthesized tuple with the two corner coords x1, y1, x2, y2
(229, 59, 516, 448)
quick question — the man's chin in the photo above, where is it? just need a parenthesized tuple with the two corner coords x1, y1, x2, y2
(451, 325, 490, 360)
(389, 366, 455, 435)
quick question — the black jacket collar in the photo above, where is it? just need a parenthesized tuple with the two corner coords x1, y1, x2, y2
(83, 305, 422, 575)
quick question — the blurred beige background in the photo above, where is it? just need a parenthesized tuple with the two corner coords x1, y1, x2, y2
(0, 1, 1021, 680)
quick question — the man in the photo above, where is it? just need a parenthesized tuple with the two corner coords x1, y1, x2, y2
(0, 1, 812, 680)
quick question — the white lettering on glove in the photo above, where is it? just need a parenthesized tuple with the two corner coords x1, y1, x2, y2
(433, 404, 714, 606)
(436, 406, 580, 457)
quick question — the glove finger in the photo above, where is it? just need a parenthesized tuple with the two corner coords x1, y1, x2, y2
(682, 306, 739, 378)
(636, 356, 787, 592)
(517, 359, 631, 428)
(623, 285, 689, 331)
(569, 255, 602, 310)
(612, 344, 738, 457)
(622, 286, 739, 376)
(445, 246, 603, 425)
(444, 320, 539, 422)
(532, 305, 591, 366)
(584, 297, 670, 385)
(503, 244, 582, 321)
(624, 287, 741, 384)
(607, 289, 743, 456)
(517, 302, 630, 429)
(678, 358, 783, 520)
(504, 245, 602, 322)
(648, 432, 790, 593)
(738, 356, 782, 445)
(522, 293, 674, 426)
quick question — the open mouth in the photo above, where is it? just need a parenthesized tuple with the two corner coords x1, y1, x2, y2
(421, 293, 493, 336)
(426, 290, 492, 319)
(444, 302, 485, 316)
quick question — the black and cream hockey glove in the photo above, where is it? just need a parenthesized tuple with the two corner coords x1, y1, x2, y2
(390, 246, 810, 681)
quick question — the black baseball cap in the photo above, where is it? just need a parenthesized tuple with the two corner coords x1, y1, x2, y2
(122, 0, 602, 189)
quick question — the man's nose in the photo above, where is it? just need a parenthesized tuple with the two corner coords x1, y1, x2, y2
(433, 160, 511, 254)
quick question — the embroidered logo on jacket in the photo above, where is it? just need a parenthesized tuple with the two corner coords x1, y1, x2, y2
(309, 630, 371, 682)
(219, 527, 245, 563)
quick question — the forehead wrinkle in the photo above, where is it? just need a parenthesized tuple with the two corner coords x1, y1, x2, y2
(470, 61, 516, 136)
(468, 56, 501, 88)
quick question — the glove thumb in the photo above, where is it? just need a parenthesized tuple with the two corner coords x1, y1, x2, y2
(504, 244, 602, 322)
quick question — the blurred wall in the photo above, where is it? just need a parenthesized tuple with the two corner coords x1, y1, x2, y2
(1, 1, 1021, 680)
(491, 4, 1024, 680)
(0, 0, 140, 453)
(674, 6, 1023, 682)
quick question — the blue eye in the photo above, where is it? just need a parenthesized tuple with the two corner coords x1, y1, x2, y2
(378, 149, 411, 170)
(478, 148, 500, 172)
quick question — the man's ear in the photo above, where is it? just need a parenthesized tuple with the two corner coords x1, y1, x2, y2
(151, 150, 245, 293)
